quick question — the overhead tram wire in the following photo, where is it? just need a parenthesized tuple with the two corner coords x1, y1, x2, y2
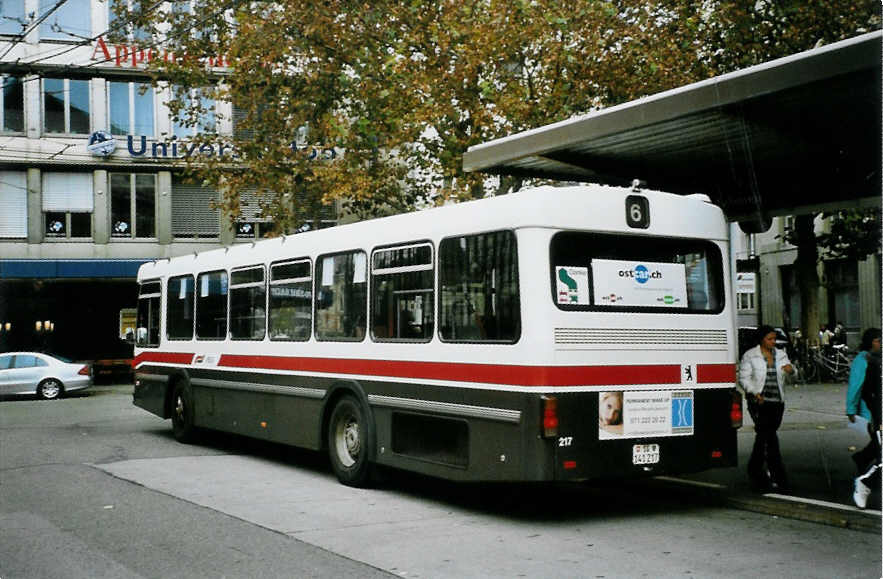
(0, 0, 237, 92)
(0, 0, 72, 61)
(1, 0, 167, 71)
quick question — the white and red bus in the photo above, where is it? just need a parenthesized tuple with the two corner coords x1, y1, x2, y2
(132, 185, 742, 486)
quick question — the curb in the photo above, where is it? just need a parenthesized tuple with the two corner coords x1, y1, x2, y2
(654, 476, 881, 534)
(725, 492, 882, 534)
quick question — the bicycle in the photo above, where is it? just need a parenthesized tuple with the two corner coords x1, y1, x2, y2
(794, 344, 853, 383)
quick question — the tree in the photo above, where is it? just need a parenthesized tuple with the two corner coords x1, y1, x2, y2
(781, 208, 881, 343)
(128, 1, 733, 231)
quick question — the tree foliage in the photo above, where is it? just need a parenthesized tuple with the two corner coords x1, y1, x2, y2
(126, 0, 880, 234)
(782, 208, 883, 263)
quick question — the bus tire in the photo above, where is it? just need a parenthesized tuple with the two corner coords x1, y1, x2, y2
(327, 395, 374, 487)
(171, 381, 197, 443)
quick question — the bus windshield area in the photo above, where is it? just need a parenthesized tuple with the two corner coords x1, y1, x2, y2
(551, 232, 724, 314)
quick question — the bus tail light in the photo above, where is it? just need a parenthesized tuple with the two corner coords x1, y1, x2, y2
(542, 396, 559, 438)
(730, 390, 743, 428)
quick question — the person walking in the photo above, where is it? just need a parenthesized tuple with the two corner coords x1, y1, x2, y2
(847, 327, 881, 508)
(739, 325, 795, 492)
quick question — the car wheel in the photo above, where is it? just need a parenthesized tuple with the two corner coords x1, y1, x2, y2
(171, 382, 197, 443)
(37, 379, 63, 400)
(327, 395, 375, 487)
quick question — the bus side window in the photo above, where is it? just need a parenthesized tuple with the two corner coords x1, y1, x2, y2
(196, 270, 228, 340)
(230, 266, 266, 340)
(371, 243, 433, 342)
(269, 259, 311, 341)
(137, 280, 161, 347)
(315, 251, 367, 341)
(439, 231, 520, 343)
(167, 275, 194, 340)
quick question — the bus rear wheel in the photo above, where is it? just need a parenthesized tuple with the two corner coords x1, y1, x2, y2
(328, 395, 374, 487)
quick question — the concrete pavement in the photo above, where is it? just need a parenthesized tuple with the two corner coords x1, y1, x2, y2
(681, 380, 882, 533)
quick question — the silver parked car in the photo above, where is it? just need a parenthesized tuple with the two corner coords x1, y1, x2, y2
(0, 352, 92, 400)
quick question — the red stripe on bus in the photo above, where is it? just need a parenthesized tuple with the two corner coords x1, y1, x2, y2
(134, 352, 195, 366)
(697, 363, 735, 383)
(134, 352, 734, 388)
(218, 354, 680, 387)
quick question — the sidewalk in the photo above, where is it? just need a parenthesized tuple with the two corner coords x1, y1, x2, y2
(681, 381, 882, 532)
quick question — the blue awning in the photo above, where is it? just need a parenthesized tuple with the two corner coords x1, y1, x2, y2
(0, 259, 149, 279)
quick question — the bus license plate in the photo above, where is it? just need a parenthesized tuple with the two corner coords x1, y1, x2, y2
(632, 444, 660, 465)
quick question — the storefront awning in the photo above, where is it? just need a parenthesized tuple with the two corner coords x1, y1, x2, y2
(0, 259, 148, 279)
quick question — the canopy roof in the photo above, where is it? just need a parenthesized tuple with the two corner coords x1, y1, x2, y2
(463, 31, 882, 224)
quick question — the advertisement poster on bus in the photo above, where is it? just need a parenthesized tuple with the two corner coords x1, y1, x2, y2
(591, 259, 688, 308)
(555, 266, 590, 305)
(598, 390, 694, 440)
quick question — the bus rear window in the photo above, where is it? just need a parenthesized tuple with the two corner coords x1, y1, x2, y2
(550, 232, 724, 314)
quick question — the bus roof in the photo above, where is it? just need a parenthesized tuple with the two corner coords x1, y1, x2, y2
(138, 184, 727, 281)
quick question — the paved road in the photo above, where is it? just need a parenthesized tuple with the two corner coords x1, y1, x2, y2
(1, 385, 880, 578)
(0, 386, 391, 579)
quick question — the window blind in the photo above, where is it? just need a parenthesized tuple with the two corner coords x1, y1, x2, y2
(172, 179, 219, 237)
(41, 172, 93, 212)
(239, 188, 272, 221)
(0, 171, 27, 238)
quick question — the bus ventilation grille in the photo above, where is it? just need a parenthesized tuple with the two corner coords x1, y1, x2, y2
(554, 328, 728, 348)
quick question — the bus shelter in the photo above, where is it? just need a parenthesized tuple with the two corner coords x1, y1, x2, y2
(462, 31, 882, 231)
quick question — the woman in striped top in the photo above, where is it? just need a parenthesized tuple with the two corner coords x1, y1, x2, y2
(739, 325, 795, 492)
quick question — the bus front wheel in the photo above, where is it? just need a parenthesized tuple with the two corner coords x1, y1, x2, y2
(171, 382, 197, 443)
(328, 395, 374, 487)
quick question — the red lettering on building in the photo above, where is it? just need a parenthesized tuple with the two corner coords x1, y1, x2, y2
(90, 36, 229, 69)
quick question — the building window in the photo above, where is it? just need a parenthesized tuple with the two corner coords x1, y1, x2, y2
(735, 272, 756, 312)
(315, 251, 367, 341)
(172, 87, 216, 138)
(110, 173, 156, 238)
(0, 171, 28, 239)
(234, 188, 273, 239)
(108, 0, 151, 44)
(42, 172, 93, 239)
(371, 243, 434, 342)
(109, 81, 154, 136)
(44, 211, 91, 237)
(826, 259, 860, 331)
(0, 1, 26, 36)
(171, 178, 219, 238)
(1, 75, 24, 132)
(43, 78, 90, 135)
(737, 292, 755, 311)
(39, 0, 91, 41)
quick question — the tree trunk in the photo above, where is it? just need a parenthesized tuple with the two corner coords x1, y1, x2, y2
(794, 213, 821, 346)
